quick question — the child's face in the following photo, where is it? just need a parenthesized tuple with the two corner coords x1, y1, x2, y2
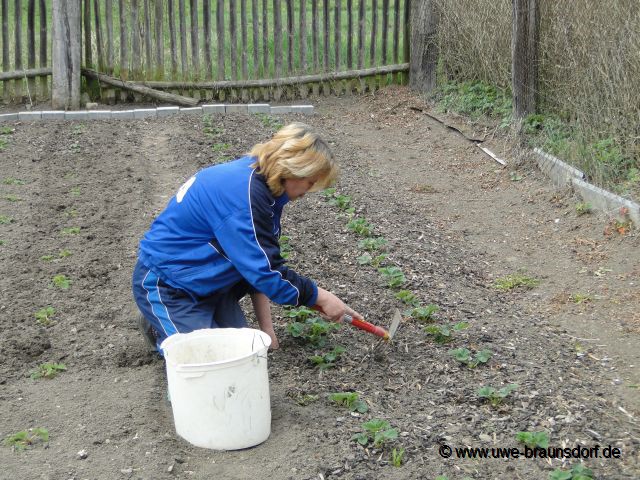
(283, 175, 321, 201)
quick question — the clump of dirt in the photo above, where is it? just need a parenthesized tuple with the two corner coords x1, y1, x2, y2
(0, 86, 638, 479)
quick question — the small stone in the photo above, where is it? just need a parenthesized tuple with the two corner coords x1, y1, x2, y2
(120, 468, 133, 474)
(77, 449, 88, 459)
(479, 433, 492, 442)
(85, 102, 98, 109)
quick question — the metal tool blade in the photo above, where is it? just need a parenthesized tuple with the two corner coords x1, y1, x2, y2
(387, 309, 401, 340)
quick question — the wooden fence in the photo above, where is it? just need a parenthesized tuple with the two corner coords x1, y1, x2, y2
(1, 0, 410, 104)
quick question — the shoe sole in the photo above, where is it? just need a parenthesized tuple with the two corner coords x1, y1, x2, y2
(136, 313, 158, 352)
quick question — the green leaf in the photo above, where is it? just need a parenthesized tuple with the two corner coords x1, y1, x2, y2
(549, 470, 572, 480)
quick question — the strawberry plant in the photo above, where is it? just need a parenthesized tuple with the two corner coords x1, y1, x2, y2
(287, 316, 341, 347)
(279, 235, 292, 259)
(59, 249, 72, 258)
(549, 464, 594, 480)
(41, 254, 55, 261)
(35, 307, 55, 326)
(62, 227, 81, 235)
(30, 362, 66, 379)
(358, 237, 387, 251)
(378, 266, 406, 288)
(395, 290, 419, 306)
(329, 193, 352, 211)
(52, 274, 71, 289)
(282, 305, 316, 321)
(4, 194, 21, 202)
(353, 419, 398, 448)
(3, 428, 49, 450)
(322, 187, 336, 198)
(329, 392, 368, 413)
(425, 322, 468, 343)
(477, 384, 518, 407)
(357, 252, 387, 268)
(391, 447, 405, 467)
(406, 304, 439, 322)
(309, 346, 345, 371)
(0, 215, 14, 224)
(69, 187, 81, 196)
(346, 217, 372, 237)
(515, 430, 549, 449)
(449, 348, 492, 368)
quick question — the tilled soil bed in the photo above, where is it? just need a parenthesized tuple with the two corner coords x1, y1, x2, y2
(0, 86, 638, 479)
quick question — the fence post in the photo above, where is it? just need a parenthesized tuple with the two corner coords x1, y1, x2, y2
(52, 0, 81, 109)
(511, 0, 539, 122)
(409, 0, 437, 92)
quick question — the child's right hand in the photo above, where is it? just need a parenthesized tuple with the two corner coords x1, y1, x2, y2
(314, 287, 363, 323)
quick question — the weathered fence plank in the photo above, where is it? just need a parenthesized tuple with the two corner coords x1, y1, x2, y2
(241, 0, 248, 79)
(178, 0, 187, 77)
(105, 0, 113, 74)
(190, 0, 199, 79)
(251, 0, 259, 76)
(154, 0, 164, 78)
(230, 0, 237, 79)
(143, 0, 152, 75)
(216, 0, 224, 80)
(370, 0, 377, 66)
(15, 0, 23, 98)
(94, 0, 105, 72)
(346, 0, 353, 69)
(2, 0, 9, 99)
(261, 0, 268, 76)
(118, 0, 128, 79)
(312, 0, 318, 71)
(357, 0, 364, 69)
(286, 0, 293, 74)
(299, 0, 306, 71)
(168, 0, 177, 76)
(39, 0, 47, 96)
(322, 0, 328, 71)
(27, 0, 36, 98)
(52, 0, 81, 109)
(131, 0, 141, 77)
(203, 0, 212, 79)
(334, 0, 341, 70)
(512, 0, 539, 121)
(273, 0, 282, 78)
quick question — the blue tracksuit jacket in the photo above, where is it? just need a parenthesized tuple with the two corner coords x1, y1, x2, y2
(138, 156, 318, 307)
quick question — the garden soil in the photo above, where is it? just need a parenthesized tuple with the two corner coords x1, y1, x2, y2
(0, 86, 638, 479)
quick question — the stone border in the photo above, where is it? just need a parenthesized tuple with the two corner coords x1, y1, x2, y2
(0, 103, 313, 123)
(533, 147, 639, 225)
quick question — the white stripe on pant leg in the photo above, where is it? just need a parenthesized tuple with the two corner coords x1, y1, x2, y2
(141, 270, 177, 337)
(155, 277, 180, 335)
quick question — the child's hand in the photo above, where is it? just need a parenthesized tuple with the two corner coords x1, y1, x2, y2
(315, 287, 361, 323)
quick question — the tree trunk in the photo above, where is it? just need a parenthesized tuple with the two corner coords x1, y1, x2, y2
(511, 0, 539, 121)
(52, 0, 81, 109)
(409, 0, 437, 92)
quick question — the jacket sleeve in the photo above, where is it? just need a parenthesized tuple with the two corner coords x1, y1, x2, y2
(213, 197, 318, 307)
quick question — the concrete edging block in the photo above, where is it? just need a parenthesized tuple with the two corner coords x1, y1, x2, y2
(157, 106, 180, 117)
(291, 105, 314, 115)
(88, 110, 112, 120)
(248, 104, 271, 114)
(18, 111, 42, 121)
(179, 107, 203, 115)
(0, 113, 19, 122)
(225, 104, 249, 114)
(111, 110, 135, 119)
(270, 106, 291, 114)
(41, 111, 66, 120)
(202, 104, 226, 114)
(571, 177, 640, 225)
(65, 111, 89, 121)
(534, 147, 585, 186)
(133, 108, 157, 119)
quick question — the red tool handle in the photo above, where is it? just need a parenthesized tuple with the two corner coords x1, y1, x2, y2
(345, 315, 390, 340)
(312, 306, 389, 340)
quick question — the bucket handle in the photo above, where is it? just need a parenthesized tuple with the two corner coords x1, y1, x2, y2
(252, 333, 269, 362)
(174, 368, 206, 379)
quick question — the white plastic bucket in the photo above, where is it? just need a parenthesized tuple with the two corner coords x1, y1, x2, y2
(160, 328, 272, 450)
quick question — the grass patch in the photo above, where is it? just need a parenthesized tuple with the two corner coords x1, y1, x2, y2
(432, 80, 512, 124)
(494, 273, 540, 291)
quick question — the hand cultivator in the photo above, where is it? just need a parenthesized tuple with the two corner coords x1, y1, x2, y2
(314, 306, 402, 341)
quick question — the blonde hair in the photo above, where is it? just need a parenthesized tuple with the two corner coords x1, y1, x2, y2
(250, 122, 338, 196)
